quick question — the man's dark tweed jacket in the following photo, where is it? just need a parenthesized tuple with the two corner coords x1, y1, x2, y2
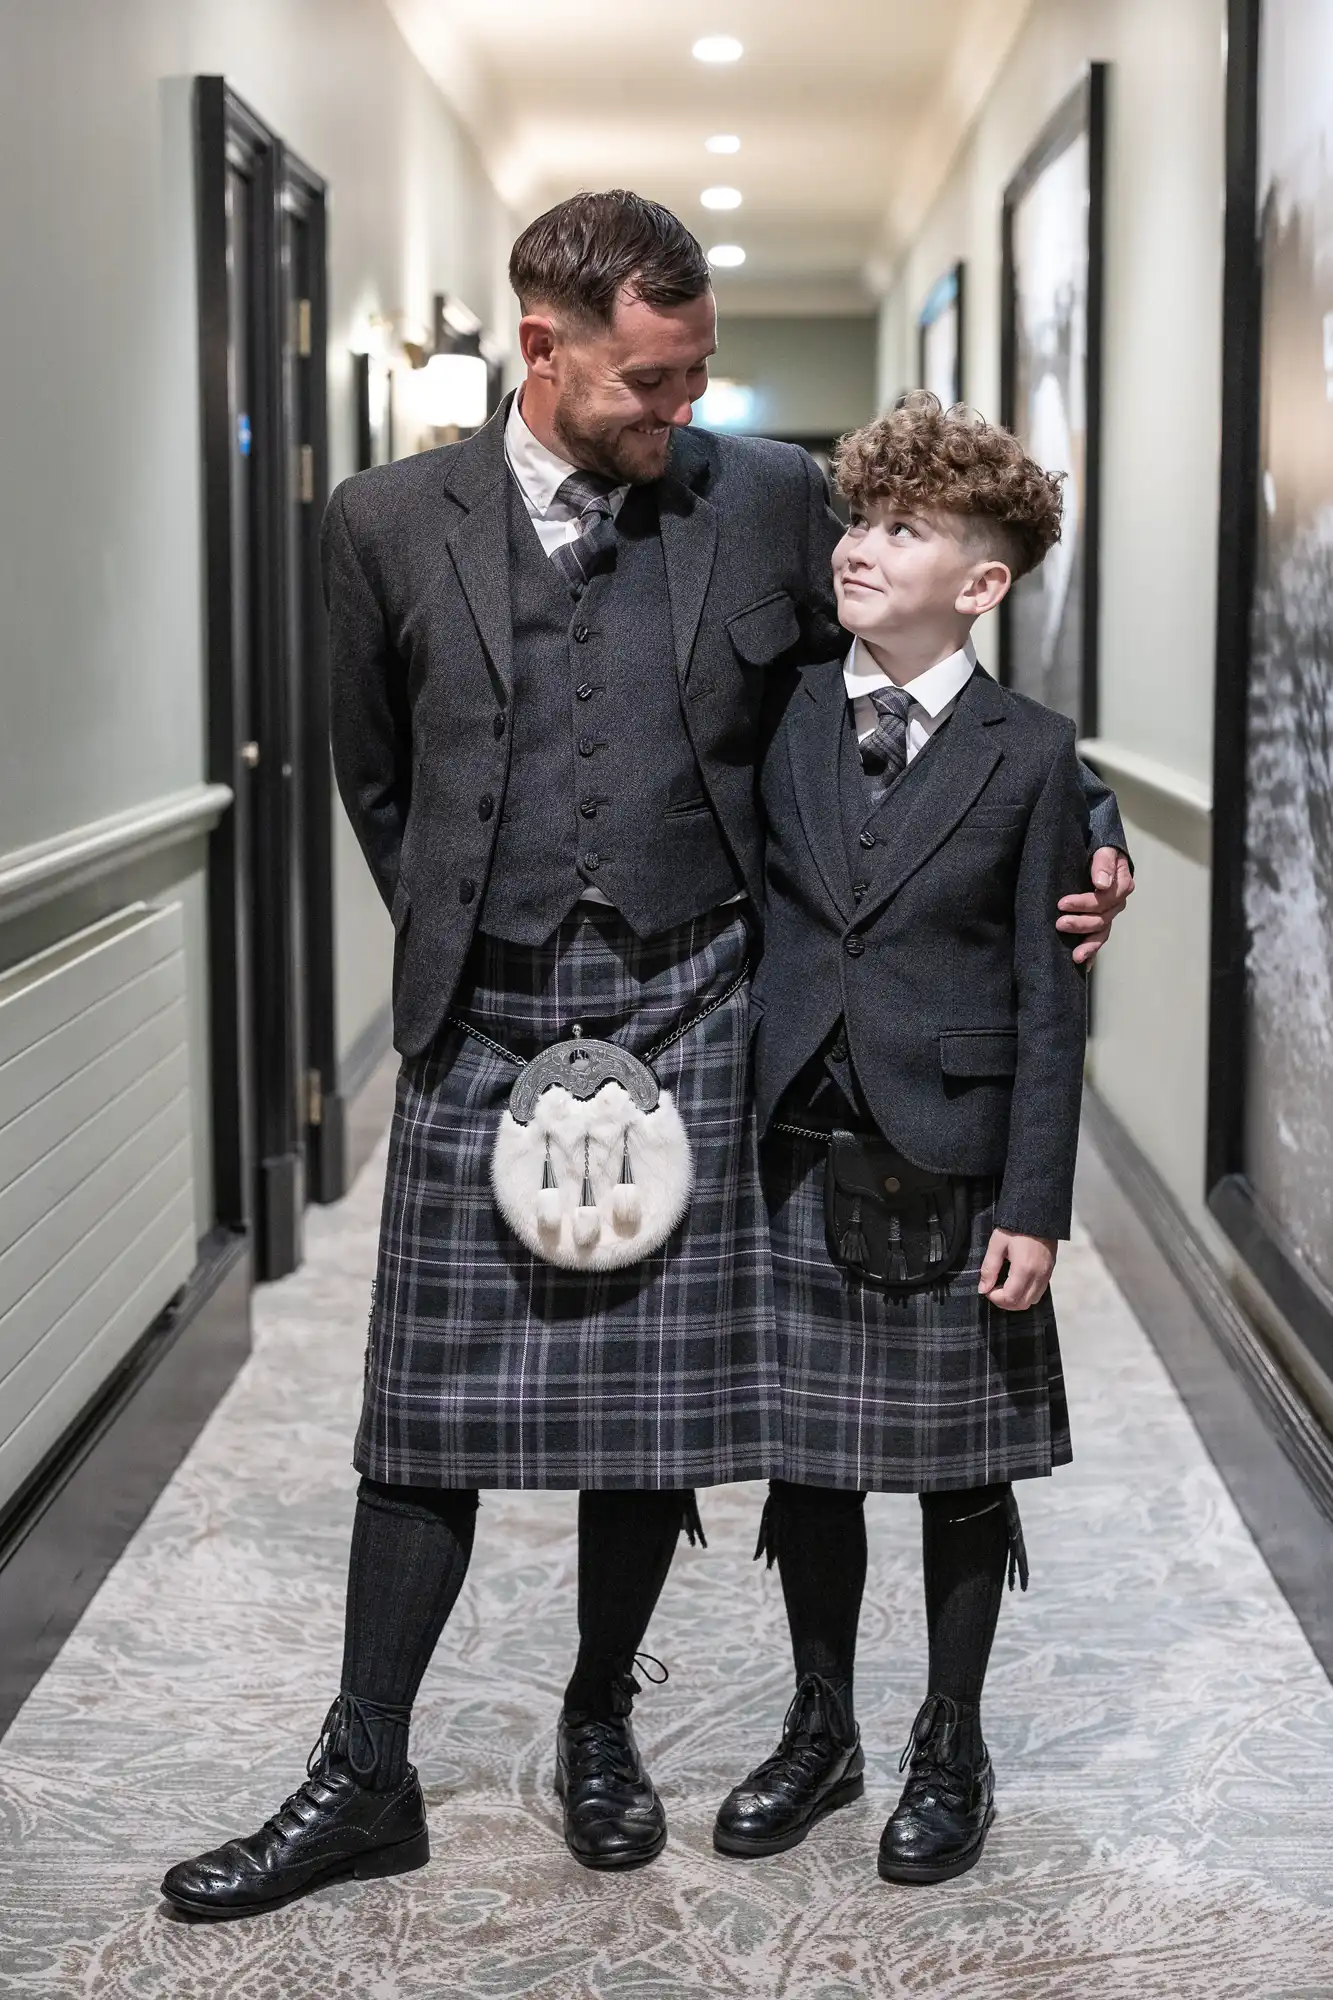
(753, 659, 1091, 1241)
(322, 396, 843, 1057)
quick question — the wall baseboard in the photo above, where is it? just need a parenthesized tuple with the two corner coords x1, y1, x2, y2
(0, 1229, 251, 1739)
(1078, 1088, 1333, 1676)
(313, 1000, 395, 1204)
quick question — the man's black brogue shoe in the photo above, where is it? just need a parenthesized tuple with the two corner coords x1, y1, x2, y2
(555, 1705, 667, 1871)
(160, 1695, 429, 1919)
(713, 1675, 864, 1859)
(877, 1693, 995, 1886)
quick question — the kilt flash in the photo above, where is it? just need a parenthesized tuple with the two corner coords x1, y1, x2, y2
(763, 1130, 1072, 1493)
(357, 905, 781, 1490)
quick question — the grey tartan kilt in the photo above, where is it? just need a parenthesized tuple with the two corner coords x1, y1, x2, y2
(763, 1129, 1072, 1493)
(356, 904, 781, 1490)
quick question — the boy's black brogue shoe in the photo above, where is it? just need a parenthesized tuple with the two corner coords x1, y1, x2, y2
(555, 1696, 667, 1871)
(160, 1694, 428, 1919)
(713, 1674, 865, 1859)
(877, 1693, 995, 1886)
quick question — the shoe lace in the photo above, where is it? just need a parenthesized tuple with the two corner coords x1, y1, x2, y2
(897, 1693, 971, 1800)
(747, 1675, 848, 1788)
(258, 1692, 409, 1842)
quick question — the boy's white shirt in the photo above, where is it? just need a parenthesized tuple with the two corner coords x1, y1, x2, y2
(843, 634, 978, 764)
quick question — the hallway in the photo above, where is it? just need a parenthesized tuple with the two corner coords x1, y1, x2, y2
(2, 1128, 1331, 1999)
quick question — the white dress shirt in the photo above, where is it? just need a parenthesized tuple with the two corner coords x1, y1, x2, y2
(844, 634, 978, 763)
(504, 392, 630, 553)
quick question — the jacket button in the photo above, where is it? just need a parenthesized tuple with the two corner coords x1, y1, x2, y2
(859, 830, 876, 849)
(844, 936, 865, 958)
(583, 852, 601, 871)
(493, 713, 506, 739)
(578, 736, 597, 757)
(573, 624, 590, 643)
(576, 682, 595, 700)
(459, 878, 476, 904)
(852, 881, 867, 900)
(580, 798, 598, 818)
(478, 795, 494, 821)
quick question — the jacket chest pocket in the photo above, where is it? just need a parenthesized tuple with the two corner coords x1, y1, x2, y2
(726, 591, 801, 666)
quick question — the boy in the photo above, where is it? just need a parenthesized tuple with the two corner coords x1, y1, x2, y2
(713, 392, 1092, 1885)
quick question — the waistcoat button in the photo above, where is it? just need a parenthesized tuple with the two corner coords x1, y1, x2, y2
(478, 795, 494, 821)
(576, 682, 595, 700)
(573, 625, 590, 643)
(578, 735, 597, 757)
(493, 713, 506, 739)
(583, 852, 601, 870)
(459, 878, 476, 904)
(580, 798, 598, 818)
(844, 936, 865, 958)
(859, 830, 876, 849)
(830, 1035, 848, 1062)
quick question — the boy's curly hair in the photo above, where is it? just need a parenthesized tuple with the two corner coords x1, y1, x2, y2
(832, 390, 1065, 579)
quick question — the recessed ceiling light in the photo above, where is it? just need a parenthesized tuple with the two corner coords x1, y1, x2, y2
(706, 243, 746, 268)
(701, 186, 742, 211)
(692, 35, 743, 63)
(705, 134, 741, 154)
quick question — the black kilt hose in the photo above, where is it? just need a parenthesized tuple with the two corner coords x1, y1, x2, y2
(357, 905, 781, 1490)
(763, 1130, 1072, 1494)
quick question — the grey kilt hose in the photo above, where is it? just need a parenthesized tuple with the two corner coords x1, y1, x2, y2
(762, 1130, 1072, 1493)
(356, 904, 781, 1489)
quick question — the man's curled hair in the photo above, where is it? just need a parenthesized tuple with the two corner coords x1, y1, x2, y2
(832, 390, 1065, 579)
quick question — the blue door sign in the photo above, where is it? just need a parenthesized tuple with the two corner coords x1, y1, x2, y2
(237, 412, 252, 457)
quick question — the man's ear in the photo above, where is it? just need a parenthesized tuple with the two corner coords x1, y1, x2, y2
(956, 560, 1011, 620)
(518, 313, 558, 378)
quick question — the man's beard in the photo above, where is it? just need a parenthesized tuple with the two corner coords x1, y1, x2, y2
(551, 390, 674, 486)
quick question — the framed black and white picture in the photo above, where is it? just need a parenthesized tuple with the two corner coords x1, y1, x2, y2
(1209, 0, 1333, 1378)
(999, 67, 1107, 731)
(918, 262, 965, 408)
(352, 352, 394, 470)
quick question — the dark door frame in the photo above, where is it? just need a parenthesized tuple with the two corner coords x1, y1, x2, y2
(194, 77, 338, 1273)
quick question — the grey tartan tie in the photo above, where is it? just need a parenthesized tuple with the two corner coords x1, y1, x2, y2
(860, 685, 914, 803)
(548, 470, 620, 592)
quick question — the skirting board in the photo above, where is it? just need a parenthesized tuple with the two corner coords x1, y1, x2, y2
(1078, 1088, 1333, 1676)
(0, 1229, 251, 1739)
(311, 1000, 395, 1205)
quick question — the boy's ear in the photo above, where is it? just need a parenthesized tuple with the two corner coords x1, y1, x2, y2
(956, 560, 1012, 620)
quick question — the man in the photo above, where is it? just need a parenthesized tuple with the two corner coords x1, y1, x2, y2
(161, 191, 1130, 1917)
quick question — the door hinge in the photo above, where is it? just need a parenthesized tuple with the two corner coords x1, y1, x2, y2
(307, 1067, 323, 1128)
(297, 297, 312, 358)
(299, 443, 314, 503)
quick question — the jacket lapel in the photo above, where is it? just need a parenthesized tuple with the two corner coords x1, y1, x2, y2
(787, 657, 857, 916)
(854, 668, 1006, 925)
(441, 397, 514, 696)
(657, 428, 717, 688)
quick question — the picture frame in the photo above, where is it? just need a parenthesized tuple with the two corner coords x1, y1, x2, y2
(999, 66, 1107, 733)
(352, 351, 394, 470)
(917, 262, 965, 408)
(1207, 0, 1333, 1381)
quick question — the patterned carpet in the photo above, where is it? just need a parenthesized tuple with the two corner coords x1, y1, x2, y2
(2, 1130, 1332, 1999)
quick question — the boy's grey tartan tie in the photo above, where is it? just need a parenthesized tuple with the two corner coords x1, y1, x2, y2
(859, 684, 914, 804)
(548, 470, 620, 592)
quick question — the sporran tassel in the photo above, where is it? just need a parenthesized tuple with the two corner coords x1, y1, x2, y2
(927, 1199, 945, 1265)
(611, 1128, 642, 1230)
(573, 1134, 602, 1247)
(840, 1195, 869, 1269)
(536, 1134, 562, 1233)
(888, 1213, 909, 1283)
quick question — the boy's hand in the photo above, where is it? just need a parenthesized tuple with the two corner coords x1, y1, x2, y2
(1057, 848, 1134, 964)
(979, 1230, 1056, 1310)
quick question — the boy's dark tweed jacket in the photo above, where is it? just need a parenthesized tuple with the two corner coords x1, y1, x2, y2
(754, 659, 1091, 1241)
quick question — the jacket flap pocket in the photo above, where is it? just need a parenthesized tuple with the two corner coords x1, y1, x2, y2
(726, 591, 800, 664)
(939, 1029, 1018, 1078)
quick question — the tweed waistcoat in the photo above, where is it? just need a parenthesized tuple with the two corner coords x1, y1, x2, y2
(478, 475, 743, 944)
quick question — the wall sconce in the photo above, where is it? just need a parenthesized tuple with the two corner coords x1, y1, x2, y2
(419, 350, 489, 429)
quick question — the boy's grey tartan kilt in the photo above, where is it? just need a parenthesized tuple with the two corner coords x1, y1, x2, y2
(762, 1130, 1072, 1493)
(356, 904, 781, 1490)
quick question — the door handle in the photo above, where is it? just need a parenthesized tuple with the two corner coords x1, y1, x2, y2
(241, 741, 260, 768)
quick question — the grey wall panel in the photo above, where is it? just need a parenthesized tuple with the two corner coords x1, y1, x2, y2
(0, 905, 195, 1511)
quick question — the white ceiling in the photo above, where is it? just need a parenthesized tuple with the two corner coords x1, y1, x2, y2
(386, 0, 1034, 314)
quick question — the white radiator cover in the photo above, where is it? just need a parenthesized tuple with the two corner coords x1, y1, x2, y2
(0, 902, 196, 1508)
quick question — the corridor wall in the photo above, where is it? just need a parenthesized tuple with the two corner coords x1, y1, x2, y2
(875, 0, 1226, 1246)
(0, 0, 512, 1510)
